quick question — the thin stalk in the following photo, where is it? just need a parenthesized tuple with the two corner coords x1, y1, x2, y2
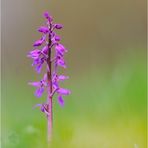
(47, 29, 52, 142)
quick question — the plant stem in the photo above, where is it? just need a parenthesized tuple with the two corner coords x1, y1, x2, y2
(47, 31, 52, 142)
(47, 90, 52, 142)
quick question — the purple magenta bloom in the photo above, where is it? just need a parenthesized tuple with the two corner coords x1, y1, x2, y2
(38, 26, 49, 34)
(28, 81, 41, 87)
(53, 81, 59, 90)
(58, 75, 69, 81)
(41, 46, 48, 55)
(33, 40, 43, 47)
(52, 74, 69, 84)
(35, 104, 49, 115)
(55, 35, 61, 41)
(57, 88, 71, 95)
(51, 35, 61, 44)
(33, 36, 45, 47)
(28, 47, 47, 74)
(35, 63, 42, 74)
(43, 11, 53, 22)
(58, 96, 64, 107)
(33, 39, 43, 46)
(55, 24, 63, 29)
(55, 44, 67, 55)
(29, 74, 47, 98)
(57, 58, 66, 68)
(32, 58, 45, 74)
(27, 49, 41, 59)
(35, 87, 44, 98)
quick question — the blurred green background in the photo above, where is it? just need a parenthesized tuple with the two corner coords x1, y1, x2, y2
(1, 0, 147, 148)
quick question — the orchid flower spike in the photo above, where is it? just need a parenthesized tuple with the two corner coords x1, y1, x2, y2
(28, 11, 71, 141)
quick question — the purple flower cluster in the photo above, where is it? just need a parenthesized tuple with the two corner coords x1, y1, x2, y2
(28, 12, 70, 115)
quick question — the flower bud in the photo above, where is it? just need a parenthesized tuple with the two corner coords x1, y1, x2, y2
(55, 24, 63, 29)
(38, 26, 49, 34)
(43, 11, 53, 22)
(55, 35, 61, 41)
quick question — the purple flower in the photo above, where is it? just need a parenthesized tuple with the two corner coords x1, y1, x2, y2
(58, 96, 64, 107)
(55, 35, 61, 41)
(35, 64, 42, 74)
(55, 24, 63, 29)
(28, 47, 48, 74)
(58, 75, 69, 81)
(27, 49, 41, 59)
(33, 58, 45, 74)
(33, 36, 46, 47)
(51, 35, 61, 44)
(29, 74, 47, 98)
(33, 40, 43, 47)
(29, 81, 41, 87)
(35, 87, 44, 98)
(55, 44, 67, 55)
(43, 11, 53, 22)
(38, 26, 49, 34)
(41, 46, 48, 57)
(57, 88, 71, 95)
(57, 58, 66, 68)
(53, 81, 59, 90)
(52, 74, 69, 84)
(34, 104, 49, 115)
(29, 81, 44, 98)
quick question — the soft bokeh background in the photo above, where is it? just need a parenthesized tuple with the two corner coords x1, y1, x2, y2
(1, 0, 147, 148)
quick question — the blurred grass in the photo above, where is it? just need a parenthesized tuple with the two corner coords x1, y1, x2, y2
(2, 50, 146, 148)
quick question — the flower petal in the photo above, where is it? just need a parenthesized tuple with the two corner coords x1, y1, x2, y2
(35, 87, 44, 98)
(33, 104, 49, 115)
(55, 44, 68, 55)
(35, 64, 43, 74)
(55, 24, 63, 29)
(58, 75, 69, 81)
(28, 82, 41, 87)
(57, 58, 66, 68)
(33, 39, 43, 47)
(43, 11, 53, 22)
(55, 35, 61, 41)
(28, 49, 41, 59)
(43, 73, 47, 81)
(53, 81, 59, 89)
(41, 46, 48, 55)
(57, 88, 71, 95)
(38, 26, 49, 34)
(33, 36, 45, 47)
(58, 96, 64, 107)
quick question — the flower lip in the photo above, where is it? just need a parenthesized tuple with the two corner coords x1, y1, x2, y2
(41, 46, 48, 56)
(38, 26, 49, 34)
(55, 24, 63, 29)
(55, 35, 61, 41)
(27, 49, 41, 59)
(33, 39, 43, 47)
(28, 82, 41, 87)
(33, 36, 46, 47)
(58, 96, 64, 107)
(58, 75, 69, 81)
(57, 88, 71, 95)
(34, 104, 49, 115)
(57, 58, 67, 68)
(35, 87, 44, 98)
(55, 44, 68, 54)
